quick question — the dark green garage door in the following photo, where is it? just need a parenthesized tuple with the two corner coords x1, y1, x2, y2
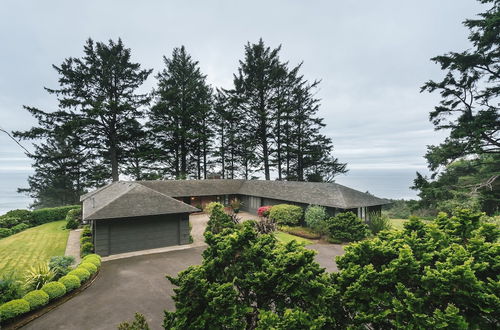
(109, 216, 179, 255)
(94, 214, 181, 256)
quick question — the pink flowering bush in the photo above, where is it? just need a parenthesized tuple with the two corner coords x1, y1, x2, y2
(257, 206, 272, 218)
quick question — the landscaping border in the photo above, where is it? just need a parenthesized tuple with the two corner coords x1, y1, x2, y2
(1, 270, 100, 330)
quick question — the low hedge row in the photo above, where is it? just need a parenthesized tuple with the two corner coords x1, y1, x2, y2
(0, 205, 80, 240)
(80, 225, 94, 257)
(0, 254, 102, 324)
(65, 208, 82, 230)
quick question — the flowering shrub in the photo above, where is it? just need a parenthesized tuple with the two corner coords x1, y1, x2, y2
(257, 206, 272, 218)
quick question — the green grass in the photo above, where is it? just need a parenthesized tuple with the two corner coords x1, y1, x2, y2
(275, 231, 312, 245)
(0, 220, 69, 279)
(389, 218, 408, 230)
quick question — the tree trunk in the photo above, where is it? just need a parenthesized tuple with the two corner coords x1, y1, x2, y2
(110, 145, 119, 182)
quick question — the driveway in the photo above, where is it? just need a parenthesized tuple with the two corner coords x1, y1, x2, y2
(23, 213, 344, 330)
(23, 247, 205, 330)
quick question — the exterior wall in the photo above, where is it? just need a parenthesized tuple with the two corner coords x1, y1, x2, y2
(93, 213, 190, 256)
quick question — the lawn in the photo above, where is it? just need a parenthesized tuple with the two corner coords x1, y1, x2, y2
(389, 218, 408, 230)
(275, 231, 312, 245)
(0, 220, 69, 279)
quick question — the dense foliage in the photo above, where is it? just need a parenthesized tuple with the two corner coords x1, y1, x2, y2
(257, 205, 272, 218)
(48, 256, 75, 279)
(333, 209, 500, 328)
(0, 274, 23, 305)
(415, 0, 499, 215)
(205, 203, 235, 234)
(327, 211, 369, 242)
(23, 290, 49, 310)
(268, 204, 303, 225)
(23, 263, 54, 291)
(164, 222, 345, 329)
(203, 202, 223, 216)
(305, 204, 329, 235)
(65, 208, 81, 229)
(58, 275, 81, 292)
(41, 282, 66, 300)
(367, 212, 391, 235)
(0, 299, 30, 321)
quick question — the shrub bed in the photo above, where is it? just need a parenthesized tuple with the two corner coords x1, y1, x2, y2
(327, 211, 368, 242)
(0, 253, 101, 325)
(269, 204, 303, 225)
(279, 226, 321, 239)
(23, 290, 49, 310)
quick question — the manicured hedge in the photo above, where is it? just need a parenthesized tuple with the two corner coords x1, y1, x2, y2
(58, 275, 81, 292)
(11, 223, 30, 234)
(31, 205, 80, 225)
(65, 208, 81, 230)
(79, 262, 98, 275)
(0, 299, 30, 321)
(0, 228, 12, 238)
(269, 204, 303, 225)
(23, 290, 49, 310)
(41, 282, 66, 300)
(67, 268, 91, 282)
(0, 254, 101, 325)
(80, 236, 92, 245)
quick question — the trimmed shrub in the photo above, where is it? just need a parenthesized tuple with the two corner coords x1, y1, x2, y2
(65, 208, 81, 230)
(3, 209, 33, 223)
(304, 205, 329, 235)
(23, 290, 49, 310)
(58, 275, 81, 291)
(49, 256, 75, 279)
(23, 263, 54, 291)
(269, 204, 303, 225)
(31, 205, 80, 225)
(0, 216, 20, 228)
(82, 253, 101, 261)
(80, 242, 94, 257)
(0, 274, 23, 304)
(327, 211, 369, 242)
(0, 299, 30, 321)
(79, 262, 98, 275)
(82, 256, 101, 267)
(368, 213, 391, 235)
(41, 281, 66, 300)
(257, 206, 272, 218)
(11, 223, 30, 234)
(279, 226, 321, 239)
(0, 228, 12, 238)
(82, 225, 92, 237)
(80, 236, 92, 245)
(204, 202, 224, 216)
(205, 204, 235, 234)
(67, 268, 90, 282)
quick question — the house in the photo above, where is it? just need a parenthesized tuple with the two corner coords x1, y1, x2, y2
(81, 179, 389, 256)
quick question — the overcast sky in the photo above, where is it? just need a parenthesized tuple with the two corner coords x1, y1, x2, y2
(0, 0, 484, 205)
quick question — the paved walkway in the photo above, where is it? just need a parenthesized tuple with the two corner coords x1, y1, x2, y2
(64, 229, 82, 264)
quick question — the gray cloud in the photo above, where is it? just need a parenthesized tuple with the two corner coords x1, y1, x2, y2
(0, 0, 484, 205)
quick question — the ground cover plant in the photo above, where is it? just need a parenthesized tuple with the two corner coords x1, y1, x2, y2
(0, 221, 69, 278)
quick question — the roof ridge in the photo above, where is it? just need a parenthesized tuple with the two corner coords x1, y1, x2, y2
(135, 183, 199, 211)
(84, 182, 138, 219)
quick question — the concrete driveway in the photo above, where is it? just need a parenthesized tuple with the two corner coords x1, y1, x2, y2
(23, 213, 344, 330)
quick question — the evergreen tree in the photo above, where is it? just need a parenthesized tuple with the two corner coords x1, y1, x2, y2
(148, 46, 213, 179)
(46, 38, 152, 182)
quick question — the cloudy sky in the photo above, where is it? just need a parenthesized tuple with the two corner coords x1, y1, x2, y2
(0, 0, 484, 209)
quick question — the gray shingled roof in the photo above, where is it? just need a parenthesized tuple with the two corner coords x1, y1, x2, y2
(82, 179, 389, 220)
(83, 182, 199, 221)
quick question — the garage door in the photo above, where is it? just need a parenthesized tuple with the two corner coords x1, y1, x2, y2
(108, 216, 179, 255)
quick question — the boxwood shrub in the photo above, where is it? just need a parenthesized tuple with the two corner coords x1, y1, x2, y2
(41, 281, 66, 300)
(58, 275, 81, 292)
(0, 299, 30, 321)
(79, 262, 98, 275)
(23, 290, 49, 310)
(82, 225, 92, 237)
(80, 236, 92, 245)
(269, 204, 303, 225)
(82, 255, 101, 267)
(67, 268, 90, 282)
(80, 242, 94, 257)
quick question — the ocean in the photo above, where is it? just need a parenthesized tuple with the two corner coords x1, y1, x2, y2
(0, 167, 421, 215)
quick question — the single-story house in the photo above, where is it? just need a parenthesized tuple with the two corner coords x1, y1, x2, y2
(81, 179, 389, 256)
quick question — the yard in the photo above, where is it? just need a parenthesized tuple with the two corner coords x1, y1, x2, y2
(275, 231, 312, 245)
(0, 220, 69, 278)
(389, 218, 408, 230)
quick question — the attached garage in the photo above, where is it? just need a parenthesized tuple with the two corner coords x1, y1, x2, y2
(82, 182, 198, 256)
(93, 213, 190, 256)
